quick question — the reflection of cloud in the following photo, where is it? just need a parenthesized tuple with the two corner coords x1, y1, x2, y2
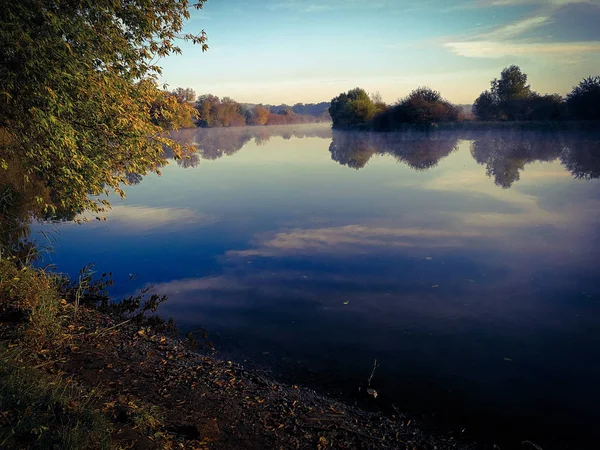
(227, 225, 483, 257)
(78, 205, 218, 230)
(155, 276, 246, 295)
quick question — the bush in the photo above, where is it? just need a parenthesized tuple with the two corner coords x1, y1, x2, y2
(372, 87, 458, 130)
(566, 76, 600, 120)
(329, 88, 384, 128)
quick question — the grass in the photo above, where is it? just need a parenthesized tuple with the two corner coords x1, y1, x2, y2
(0, 258, 178, 449)
(0, 258, 111, 448)
(0, 348, 112, 449)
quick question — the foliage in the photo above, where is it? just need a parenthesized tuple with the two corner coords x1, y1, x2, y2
(151, 90, 198, 130)
(473, 66, 571, 122)
(329, 88, 384, 128)
(268, 102, 331, 119)
(566, 76, 600, 120)
(0, 259, 65, 348)
(527, 94, 565, 121)
(371, 87, 459, 131)
(472, 91, 499, 121)
(170, 87, 197, 102)
(250, 105, 271, 125)
(395, 87, 458, 125)
(491, 65, 532, 102)
(195, 95, 326, 127)
(0, 0, 208, 216)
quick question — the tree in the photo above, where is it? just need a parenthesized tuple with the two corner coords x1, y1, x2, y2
(250, 105, 270, 125)
(527, 94, 565, 121)
(490, 66, 533, 121)
(473, 66, 567, 121)
(171, 87, 197, 102)
(472, 91, 499, 121)
(195, 94, 220, 127)
(329, 88, 381, 128)
(566, 76, 600, 120)
(151, 91, 197, 129)
(491, 65, 532, 103)
(0, 0, 208, 217)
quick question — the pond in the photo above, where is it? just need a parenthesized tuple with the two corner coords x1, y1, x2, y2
(39, 124, 600, 446)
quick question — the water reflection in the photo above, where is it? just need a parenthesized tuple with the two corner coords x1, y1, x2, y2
(169, 125, 333, 163)
(561, 138, 600, 180)
(470, 134, 563, 188)
(164, 126, 600, 188)
(329, 131, 459, 170)
(469, 132, 600, 188)
(16, 125, 600, 448)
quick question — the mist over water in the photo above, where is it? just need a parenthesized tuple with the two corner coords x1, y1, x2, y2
(39, 124, 600, 447)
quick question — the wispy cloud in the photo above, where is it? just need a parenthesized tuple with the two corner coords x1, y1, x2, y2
(444, 1, 600, 60)
(268, 0, 424, 13)
(479, 15, 550, 40)
(445, 40, 600, 59)
(467, 0, 597, 7)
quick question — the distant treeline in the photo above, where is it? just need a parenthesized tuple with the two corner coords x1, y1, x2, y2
(329, 66, 600, 131)
(159, 126, 600, 190)
(252, 102, 331, 119)
(161, 89, 331, 128)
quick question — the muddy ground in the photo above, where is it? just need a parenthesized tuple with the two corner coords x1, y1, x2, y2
(33, 304, 491, 450)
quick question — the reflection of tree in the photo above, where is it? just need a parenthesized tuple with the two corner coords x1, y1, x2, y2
(169, 124, 333, 161)
(329, 132, 377, 169)
(387, 136, 458, 171)
(560, 138, 600, 180)
(177, 153, 201, 169)
(329, 131, 458, 171)
(471, 133, 563, 188)
(0, 159, 74, 261)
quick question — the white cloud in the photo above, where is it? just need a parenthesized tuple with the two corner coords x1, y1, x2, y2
(444, 0, 600, 62)
(471, 0, 598, 6)
(479, 15, 550, 40)
(445, 40, 600, 58)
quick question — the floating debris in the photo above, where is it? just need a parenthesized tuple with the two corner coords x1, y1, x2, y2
(366, 388, 378, 399)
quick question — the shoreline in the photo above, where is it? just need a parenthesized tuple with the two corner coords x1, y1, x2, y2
(0, 264, 477, 448)
(332, 120, 600, 133)
(1, 256, 591, 449)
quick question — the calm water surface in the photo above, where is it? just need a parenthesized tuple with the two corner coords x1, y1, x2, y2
(40, 124, 600, 446)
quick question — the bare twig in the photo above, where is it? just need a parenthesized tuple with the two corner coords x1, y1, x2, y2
(95, 318, 133, 336)
(367, 359, 379, 387)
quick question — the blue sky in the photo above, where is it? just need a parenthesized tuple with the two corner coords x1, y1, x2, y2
(159, 0, 600, 104)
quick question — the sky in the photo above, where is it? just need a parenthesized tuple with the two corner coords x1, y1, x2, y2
(159, 0, 600, 105)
